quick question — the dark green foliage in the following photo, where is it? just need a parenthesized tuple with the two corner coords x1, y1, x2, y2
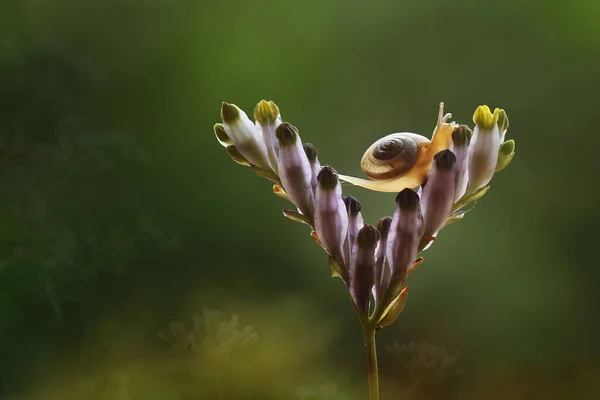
(0, 1, 599, 398)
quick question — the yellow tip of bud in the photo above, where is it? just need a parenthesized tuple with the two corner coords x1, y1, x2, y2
(253, 100, 280, 125)
(473, 105, 500, 129)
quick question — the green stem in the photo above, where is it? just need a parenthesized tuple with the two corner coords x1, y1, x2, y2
(363, 325, 379, 400)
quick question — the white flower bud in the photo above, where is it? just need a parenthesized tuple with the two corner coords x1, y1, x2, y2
(254, 100, 282, 173)
(467, 105, 501, 193)
(221, 102, 270, 170)
(497, 109, 509, 142)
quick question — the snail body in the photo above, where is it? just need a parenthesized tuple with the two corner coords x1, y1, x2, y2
(339, 103, 456, 192)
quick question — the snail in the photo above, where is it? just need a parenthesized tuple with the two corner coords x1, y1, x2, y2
(339, 103, 457, 192)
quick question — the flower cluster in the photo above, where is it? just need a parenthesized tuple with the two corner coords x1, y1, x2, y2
(387, 341, 462, 384)
(214, 101, 514, 328)
(158, 309, 259, 360)
(295, 382, 357, 400)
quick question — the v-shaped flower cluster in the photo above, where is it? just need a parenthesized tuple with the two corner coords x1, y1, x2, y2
(214, 101, 514, 328)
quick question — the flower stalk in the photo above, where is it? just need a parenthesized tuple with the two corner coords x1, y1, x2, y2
(362, 323, 379, 400)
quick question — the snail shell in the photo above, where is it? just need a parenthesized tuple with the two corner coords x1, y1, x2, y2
(361, 133, 431, 180)
(338, 103, 457, 192)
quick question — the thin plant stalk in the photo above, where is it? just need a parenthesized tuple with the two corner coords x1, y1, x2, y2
(362, 323, 379, 400)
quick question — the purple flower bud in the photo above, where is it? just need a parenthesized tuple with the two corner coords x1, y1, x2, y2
(420, 150, 456, 246)
(373, 216, 392, 302)
(303, 143, 321, 196)
(275, 123, 315, 217)
(451, 125, 472, 202)
(350, 224, 379, 314)
(315, 166, 349, 266)
(386, 189, 422, 288)
(343, 195, 364, 263)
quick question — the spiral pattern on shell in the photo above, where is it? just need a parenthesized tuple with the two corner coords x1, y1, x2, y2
(360, 133, 431, 180)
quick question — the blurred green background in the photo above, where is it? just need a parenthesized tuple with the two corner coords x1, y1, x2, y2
(1, 0, 599, 399)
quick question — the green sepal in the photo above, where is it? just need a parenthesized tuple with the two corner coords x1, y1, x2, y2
(282, 209, 313, 227)
(328, 255, 349, 285)
(452, 185, 490, 213)
(446, 210, 467, 226)
(250, 165, 281, 185)
(375, 257, 420, 322)
(376, 287, 410, 331)
(495, 139, 516, 172)
(497, 109, 509, 132)
(273, 184, 290, 201)
(495, 153, 514, 172)
(214, 123, 233, 147)
(417, 235, 436, 253)
(225, 146, 250, 166)
(405, 257, 424, 277)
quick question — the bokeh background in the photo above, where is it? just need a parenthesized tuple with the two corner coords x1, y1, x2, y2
(1, 0, 599, 399)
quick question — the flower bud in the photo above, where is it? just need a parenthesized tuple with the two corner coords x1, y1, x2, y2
(221, 102, 270, 170)
(497, 109, 509, 142)
(495, 139, 515, 172)
(315, 166, 349, 266)
(385, 189, 422, 298)
(420, 150, 456, 245)
(467, 105, 501, 192)
(350, 224, 379, 314)
(303, 143, 321, 196)
(343, 195, 364, 262)
(275, 123, 314, 217)
(254, 100, 282, 173)
(451, 125, 472, 202)
(374, 216, 392, 301)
